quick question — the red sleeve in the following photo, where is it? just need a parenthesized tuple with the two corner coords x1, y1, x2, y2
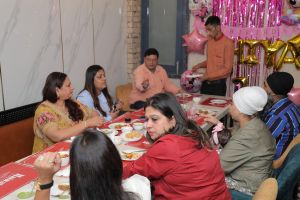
(123, 136, 179, 179)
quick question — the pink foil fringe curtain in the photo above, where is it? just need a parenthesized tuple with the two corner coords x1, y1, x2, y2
(210, 0, 284, 96)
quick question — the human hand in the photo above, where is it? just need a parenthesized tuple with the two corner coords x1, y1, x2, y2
(192, 64, 200, 72)
(201, 73, 208, 81)
(142, 79, 150, 91)
(87, 116, 104, 127)
(110, 110, 120, 119)
(200, 114, 220, 125)
(113, 100, 123, 111)
(34, 152, 61, 183)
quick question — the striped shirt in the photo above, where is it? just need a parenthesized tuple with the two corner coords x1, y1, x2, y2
(263, 98, 300, 159)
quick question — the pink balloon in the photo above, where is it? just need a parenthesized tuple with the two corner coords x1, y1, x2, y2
(182, 29, 207, 54)
(288, 87, 300, 105)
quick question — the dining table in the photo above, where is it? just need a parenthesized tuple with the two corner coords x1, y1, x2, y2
(0, 94, 231, 200)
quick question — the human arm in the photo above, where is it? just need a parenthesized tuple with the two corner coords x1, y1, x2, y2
(160, 69, 181, 94)
(35, 105, 104, 142)
(133, 66, 150, 92)
(77, 91, 96, 110)
(201, 114, 221, 125)
(220, 133, 252, 174)
(192, 60, 207, 72)
(34, 152, 61, 200)
(123, 137, 178, 179)
(273, 134, 300, 169)
(264, 113, 285, 139)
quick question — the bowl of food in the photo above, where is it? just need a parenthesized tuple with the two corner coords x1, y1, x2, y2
(121, 126, 133, 134)
(132, 122, 144, 131)
(58, 151, 69, 167)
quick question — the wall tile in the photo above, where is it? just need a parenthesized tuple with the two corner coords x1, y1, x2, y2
(93, 0, 128, 98)
(0, 0, 63, 110)
(60, 0, 94, 98)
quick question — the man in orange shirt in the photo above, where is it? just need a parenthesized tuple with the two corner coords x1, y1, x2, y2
(129, 48, 182, 109)
(192, 16, 234, 96)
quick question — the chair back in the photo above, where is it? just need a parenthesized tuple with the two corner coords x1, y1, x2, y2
(116, 83, 134, 112)
(252, 178, 278, 200)
(276, 143, 300, 200)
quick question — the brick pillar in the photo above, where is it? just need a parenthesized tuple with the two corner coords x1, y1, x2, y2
(127, 0, 141, 80)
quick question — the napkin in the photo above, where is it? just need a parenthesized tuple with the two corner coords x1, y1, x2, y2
(123, 174, 151, 200)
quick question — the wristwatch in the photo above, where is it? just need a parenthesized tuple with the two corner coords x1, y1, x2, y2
(35, 180, 54, 191)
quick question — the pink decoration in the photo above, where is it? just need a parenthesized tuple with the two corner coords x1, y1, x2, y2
(193, 16, 205, 32)
(288, 88, 300, 105)
(182, 29, 207, 54)
(180, 70, 202, 93)
(211, 0, 282, 97)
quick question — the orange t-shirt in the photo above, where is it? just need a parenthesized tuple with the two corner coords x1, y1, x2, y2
(205, 34, 234, 81)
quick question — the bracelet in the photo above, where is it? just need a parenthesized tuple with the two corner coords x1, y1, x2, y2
(35, 180, 54, 191)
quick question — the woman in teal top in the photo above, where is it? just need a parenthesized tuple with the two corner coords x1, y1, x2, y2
(77, 65, 122, 121)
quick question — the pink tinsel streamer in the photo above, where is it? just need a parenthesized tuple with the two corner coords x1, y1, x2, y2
(211, 0, 282, 95)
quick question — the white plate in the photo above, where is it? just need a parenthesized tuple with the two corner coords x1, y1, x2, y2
(210, 99, 227, 104)
(176, 93, 192, 98)
(196, 109, 218, 116)
(108, 122, 128, 130)
(121, 131, 143, 142)
(121, 150, 145, 161)
(96, 128, 118, 136)
(185, 73, 203, 78)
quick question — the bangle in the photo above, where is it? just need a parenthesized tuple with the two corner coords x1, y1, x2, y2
(35, 180, 54, 191)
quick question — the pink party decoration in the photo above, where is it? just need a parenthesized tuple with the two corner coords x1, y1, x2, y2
(288, 88, 300, 105)
(182, 29, 207, 54)
(210, 0, 283, 96)
(180, 70, 202, 93)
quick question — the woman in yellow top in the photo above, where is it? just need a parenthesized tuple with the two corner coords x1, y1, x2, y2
(32, 72, 104, 153)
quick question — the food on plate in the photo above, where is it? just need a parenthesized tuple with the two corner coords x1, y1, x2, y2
(101, 129, 113, 134)
(17, 191, 35, 199)
(59, 153, 69, 158)
(58, 184, 70, 191)
(114, 124, 127, 130)
(196, 109, 217, 116)
(122, 152, 143, 160)
(125, 131, 141, 139)
(132, 122, 144, 131)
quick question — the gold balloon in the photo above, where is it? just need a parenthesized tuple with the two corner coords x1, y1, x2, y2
(234, 34, 300, 70)
(287, 34, 300, 69)
(243, 40, 260, 65)
(276, 38, 300, 70)
(236, 40, 245, 64)
(260, 40, 285, 68)
(232, 76, 248, 88)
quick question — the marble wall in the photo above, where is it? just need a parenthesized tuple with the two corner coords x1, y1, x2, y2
(0, 0, 128, 111)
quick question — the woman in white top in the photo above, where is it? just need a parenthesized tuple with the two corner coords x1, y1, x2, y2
(77, 65, 122, 121)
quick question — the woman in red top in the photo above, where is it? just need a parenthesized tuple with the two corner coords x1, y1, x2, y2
(123, 92, 231, 200)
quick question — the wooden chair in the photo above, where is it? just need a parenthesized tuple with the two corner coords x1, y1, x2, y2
(115, 83, 135, 112)
(253, 178, 278, 200)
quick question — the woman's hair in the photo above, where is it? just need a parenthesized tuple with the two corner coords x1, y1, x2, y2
(70, 130, 136, 200)
(80, 65, 113, 117)
(217, 129, 232, 148)
(145, 92, 212, 149)
(42, 72, 83, 121)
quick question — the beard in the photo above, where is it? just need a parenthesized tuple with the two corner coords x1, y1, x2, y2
(258, 95, 274, 120)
